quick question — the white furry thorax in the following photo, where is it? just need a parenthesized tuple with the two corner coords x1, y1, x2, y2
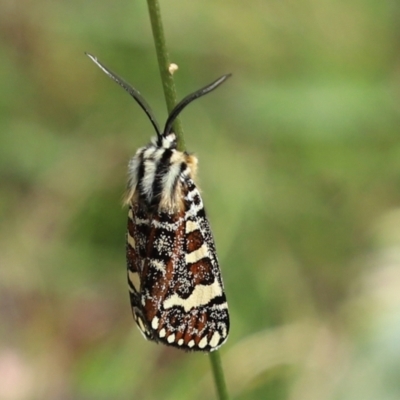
(125, 133, 198, 212)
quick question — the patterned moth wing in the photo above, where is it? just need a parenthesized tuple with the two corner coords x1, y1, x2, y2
(85, 52, 230, 351)
(126, 135, 229, 351)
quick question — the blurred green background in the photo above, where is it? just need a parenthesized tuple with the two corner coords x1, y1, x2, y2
(1, 1, 400, 399)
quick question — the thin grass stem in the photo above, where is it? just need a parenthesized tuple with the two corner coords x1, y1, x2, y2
(145, 2, 230, 399)
(146, 0, 185, 151)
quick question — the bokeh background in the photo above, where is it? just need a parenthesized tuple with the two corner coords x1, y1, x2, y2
(1, 1, 400, 399)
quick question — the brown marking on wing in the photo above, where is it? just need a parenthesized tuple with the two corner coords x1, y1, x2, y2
(142, 210, 186, 323)
(182, 311, 207, 346)
(126, 247, 140, 274)
(126, 208, 141, 275)
(185, 229, 203, 253)
(195, 311, 207, 335)
(127, 203, 149, 274)
(189, 258, 214, 285)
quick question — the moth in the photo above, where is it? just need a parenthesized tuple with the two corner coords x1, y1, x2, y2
(86, 53, 230, 351)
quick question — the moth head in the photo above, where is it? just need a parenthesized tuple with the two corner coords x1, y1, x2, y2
(85, 53, 231, 146)
(150, 133, 177, 150)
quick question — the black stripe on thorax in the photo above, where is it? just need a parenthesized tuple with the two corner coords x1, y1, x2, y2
(150, 148, 173, 208)
(136, 151, 145, 191)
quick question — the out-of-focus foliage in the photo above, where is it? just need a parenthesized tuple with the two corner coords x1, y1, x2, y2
(1, 1, 400, 399)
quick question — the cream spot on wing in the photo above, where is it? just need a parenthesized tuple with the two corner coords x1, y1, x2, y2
(221, 326, 228, 339)
(128, 270, 141, 292)
(185, 243, 209, 264)
(149, 259, 166, 272)
(178, 339, 184, 346)
(151, 316, 159, 330)
(188, 201, 204, 216)
(137, 316, 146, 333)
(167, 333, 175, 344)
(128, 208, 133, 219)
(211, 302, 228, 311)
(135, 217, 149, 226)
(185, 220, 198, 234)
(209, 332, 221, 348)
(127, 233, 136, 248)
(163, 280, 222, 312)
(188, 340, 195, 348)
(159, 328, 166, 338)
(198, 337, 208, 349)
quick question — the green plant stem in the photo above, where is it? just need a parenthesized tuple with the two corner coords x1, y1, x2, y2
(209, 351, 230, 400)
(146, 2, 230, 399)
(146, 0, 185, 151)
